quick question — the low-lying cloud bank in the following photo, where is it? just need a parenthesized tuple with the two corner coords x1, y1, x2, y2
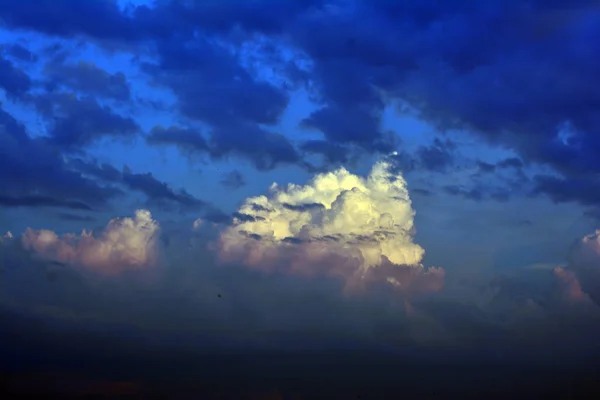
(21, 210, 160, 276)
(218, 158, 444, 295)
(1, 159, 600, 361)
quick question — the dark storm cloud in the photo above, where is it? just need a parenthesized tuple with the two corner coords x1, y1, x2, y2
(0, 54, 31, 99)
(0, 103, 212, 213)
(209, 122, 305, 171)
(469, 157, 531, 196)
(140, 35, 306, 171)
(0, 0, 137, 40)
(210, 0, 598, 204)
(1, 0, 599, 201)
(147, 126, 210, 156)
(532, 174, 600, 206)
(383, 138, 457, 175)
(476, 160, 497, 174)
(68, 159, 214, 212)
(416, 138, 457, 173)
(498, 157, 525, 170)
(33, 92, 139, 150)
(220, 170, 246, 190)
(0, 1, 335, 170)
(68, 159, 122, 182)
(56, 212, 97, 222)
(442, 184, 513, 202)
(0, 195, 92, 210)
(148, 122, 307, 171)
(0, 107, 122, 210)
(43, 60, 131, 101)
(443, 185, 482, 202)
(299, 139, 355, 166)
(123, 170, 208, 210)
(443, 184, 512, 203)
(2, 43, 37, 62)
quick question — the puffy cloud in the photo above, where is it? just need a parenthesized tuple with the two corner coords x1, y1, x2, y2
(21, 210, 160, 276)
(566, 230, 600, 306)
(217, 158, 444, 294)
(192, 218, 205, 230)
(553, 267, 590, 304)
(571, 230, 600, 264)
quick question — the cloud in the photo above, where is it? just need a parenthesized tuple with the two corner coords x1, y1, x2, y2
(68, 158, 218, 213)
(21, 209, 160, 276)
(56, 213, 97, 222)
(2, 43, 37, 63)
(498, 157, 524, 169)
(220, 170, 246, 190)
(0, 195, 93, 210)
(382, 138, 458, 176)
(2, 208, 600, 389)
(146, 126, 210, 157)
(0, 0, 136, 41)
(217, 158, 444, 294)
(415, 138, 457, 173)
(553, 267, 591, 304)
(566, 230, 600, 307)
(32, 92, 139, 150)
(0, 106, 219, 214)
(140, 35, 306, 171)
(0, 107, 123, 210)
(0, 54, 31, 99)
(146, 122, 306, 172)
(476, 160, 496, 174)
(43, 60, 131, 101)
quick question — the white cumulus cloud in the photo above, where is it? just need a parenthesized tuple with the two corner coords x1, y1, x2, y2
(217, 158, 444, 294)
(21, 210, 160, 276)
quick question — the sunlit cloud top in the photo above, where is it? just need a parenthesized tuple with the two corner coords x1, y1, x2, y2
(218, 158, 444, 294)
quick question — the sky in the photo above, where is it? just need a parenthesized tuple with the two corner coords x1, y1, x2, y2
(1, 0, 600, 398)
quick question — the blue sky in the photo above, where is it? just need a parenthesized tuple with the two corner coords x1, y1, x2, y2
(1, 1, 600, 396)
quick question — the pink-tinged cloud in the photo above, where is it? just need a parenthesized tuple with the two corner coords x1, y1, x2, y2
(217, 158, 444, 295)
(553, 267, 591, 304)
(21, 210, 160, 276)
(567, 230, 600, 306)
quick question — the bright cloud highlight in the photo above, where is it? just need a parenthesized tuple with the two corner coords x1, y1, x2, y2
(21, 210, 160, 276)
(217, 158, 444, 294)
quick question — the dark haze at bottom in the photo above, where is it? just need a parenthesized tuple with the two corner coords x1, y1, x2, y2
(2, 305, 599, 399)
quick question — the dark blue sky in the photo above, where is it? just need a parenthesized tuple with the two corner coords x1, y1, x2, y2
(1, 1, 600, 396)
